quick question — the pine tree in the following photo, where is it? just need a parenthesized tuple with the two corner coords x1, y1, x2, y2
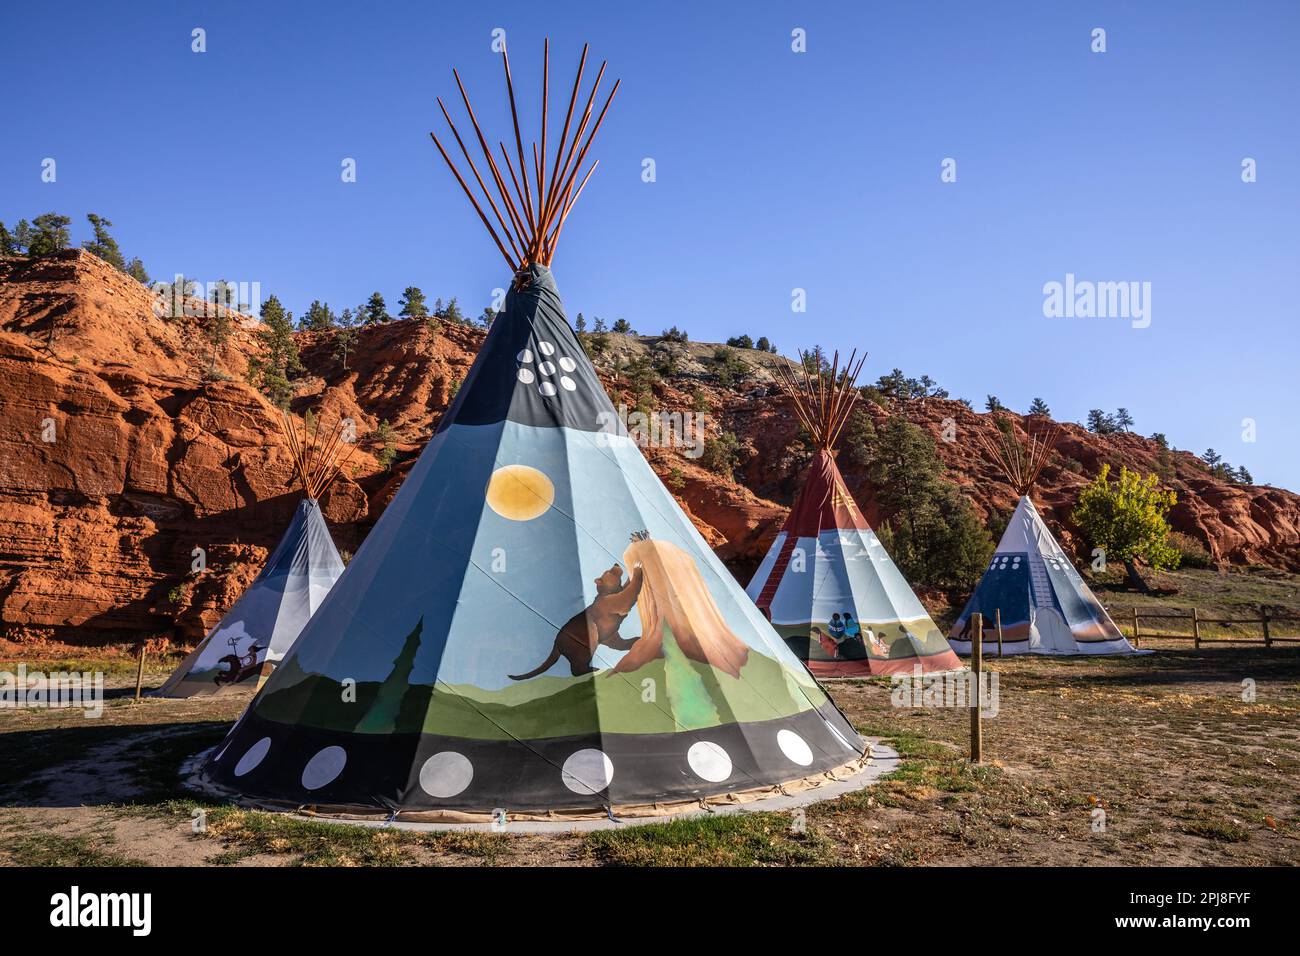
(363, 292, 390, 325)
(574, 312, 587, 332)
(371, 419, 397, 470)
(208, 278, 236, 313)
(1115, 407, 1134, 431)
(302, 300, 337, 330)
(1028, 397, 1051, 417)
(334, 309, 360, 370)
(1236, 465, 1253, 485)
(442, 296, 465, 324)
(247, 295, 303, 407)
(124, 258, 150, 284)
(985, 395, 1005, 413)
(82, 214, 126, 270)
(398, 286, 429, 318)
(868, 415, 994, 591)
(478, 307, 497, 326)
(1203, 448, 1221, 468)
(0, 222, 14, 256)
(12, 220, 32, 253)
(612, 318, 633, 334)
(200, 306, 233, 380)
(27, 213, 72, 255)
(755, 336, 771, 352)
(841, 406, 877, 468)
(800, 345, 829, 374)
(1087, 409, 1117, 434)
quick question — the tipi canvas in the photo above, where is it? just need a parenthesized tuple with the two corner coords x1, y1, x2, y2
(199, 41, 866, 816)
(158, 414, 351, 697)
(747, 352, 960, 677)
(948, 418, 1135, 656)
(949, 495, 1135, 655)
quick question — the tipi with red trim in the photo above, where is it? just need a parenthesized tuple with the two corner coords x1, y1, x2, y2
(747, 352, 961, 677)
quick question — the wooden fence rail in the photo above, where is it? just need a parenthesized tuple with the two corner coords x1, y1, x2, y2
(1114, 605, 1300, 649)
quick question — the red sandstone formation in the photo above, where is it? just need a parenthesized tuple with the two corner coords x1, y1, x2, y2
(0, 249, 1295, 650)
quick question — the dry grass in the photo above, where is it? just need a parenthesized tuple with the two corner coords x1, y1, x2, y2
(1, 646, 1297, 866)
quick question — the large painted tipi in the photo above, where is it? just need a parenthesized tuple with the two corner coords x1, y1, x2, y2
(159, 413, 352, 698)
(200, 41, 866, 817)
(747, 351, 960, 677)
(948, 418, 1136, 656)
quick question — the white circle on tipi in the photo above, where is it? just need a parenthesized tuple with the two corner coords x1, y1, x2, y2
(419, 751, 474, 798)
(560, 376, 576, 391)
(561, 749, 614, 795)
(539, 381, 557, 397)
(539, 360, 556, 376)
(517, 367, 535, 385)
(233, 737, 272, 777)
(538, 341, 555, 356)
(301, 745, 347, 790)
(777, 729, 814, 766)
(517, 348, 534, 363)
(686, 741, 732, 782)
(559, 356, 577, 372)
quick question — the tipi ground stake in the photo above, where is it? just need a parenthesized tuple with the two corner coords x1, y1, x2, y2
(134, 641, 146, 703)
(970, 613, 982, 764)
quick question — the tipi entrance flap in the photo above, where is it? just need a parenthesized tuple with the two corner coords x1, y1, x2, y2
(1029, 607, 1076, 653)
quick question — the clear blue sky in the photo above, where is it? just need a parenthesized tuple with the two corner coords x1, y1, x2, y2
(3, 1, 1297, 489)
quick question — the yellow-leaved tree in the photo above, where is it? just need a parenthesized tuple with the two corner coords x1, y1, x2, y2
(1071, 464, 1180, 592)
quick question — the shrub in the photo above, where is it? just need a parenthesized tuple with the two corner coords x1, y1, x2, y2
(700, 431, 742, 477)
(1169, 532, 1213, 569)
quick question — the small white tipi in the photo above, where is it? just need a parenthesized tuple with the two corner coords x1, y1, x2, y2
(949, 419, 1135, 656)
(157, 413, 352, 697)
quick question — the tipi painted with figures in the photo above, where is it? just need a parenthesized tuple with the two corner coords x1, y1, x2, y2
(747, 351, 960, 676)
(199, 41, 867, 817)
(949, 417, 1137, 656)
(159, 413, 351, 697)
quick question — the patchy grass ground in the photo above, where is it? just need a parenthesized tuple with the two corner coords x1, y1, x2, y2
(1, 645, 1297, 867)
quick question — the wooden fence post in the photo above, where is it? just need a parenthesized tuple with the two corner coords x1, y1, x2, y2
(970, 613, 983, 764)
(134, 641, 147, 703)
(1131, 607, 1140, 648)
(1262, 607, 1272, 648)
(995, 607, 1003, 658)
(1192, 607, 1201, 650)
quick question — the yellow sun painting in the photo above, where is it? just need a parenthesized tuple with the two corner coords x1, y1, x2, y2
(485, 464, 555, 521)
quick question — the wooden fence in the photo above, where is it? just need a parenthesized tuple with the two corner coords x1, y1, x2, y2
(1112, 606, 1300, 649)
